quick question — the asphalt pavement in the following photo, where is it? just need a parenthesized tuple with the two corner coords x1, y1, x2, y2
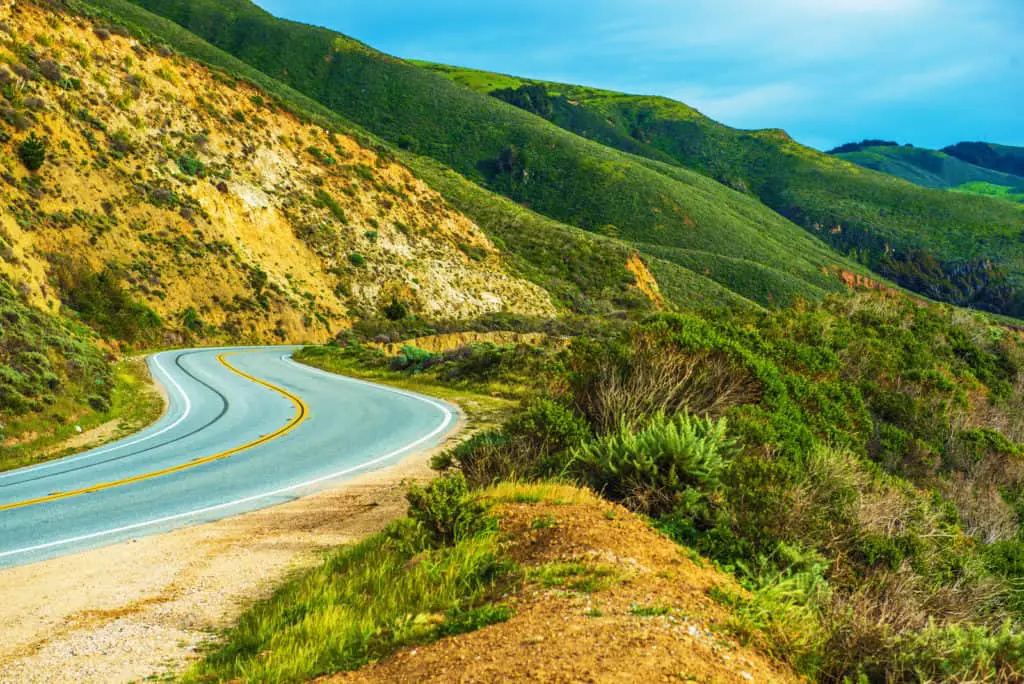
(0, 347, 456, 568)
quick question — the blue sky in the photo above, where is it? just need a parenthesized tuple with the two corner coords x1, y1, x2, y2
(253, 0, 1023, 150)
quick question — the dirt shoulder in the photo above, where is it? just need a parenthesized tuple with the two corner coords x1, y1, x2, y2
(0, 428, 461, 684)
(331, 485, 799, 684)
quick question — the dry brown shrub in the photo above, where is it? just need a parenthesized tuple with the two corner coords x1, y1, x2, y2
(569, 331, 761, 433)
(821, 566, 1007, 682)
(944, 471, 1020, 544)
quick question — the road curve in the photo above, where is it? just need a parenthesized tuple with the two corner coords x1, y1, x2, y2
(0, 347, 457, 568)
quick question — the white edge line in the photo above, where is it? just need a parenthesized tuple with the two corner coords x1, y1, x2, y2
(0, 352, 193, 481)
(0, 353, 456, 560)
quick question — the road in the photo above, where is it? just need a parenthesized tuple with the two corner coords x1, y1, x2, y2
(0, 347, 457, 568)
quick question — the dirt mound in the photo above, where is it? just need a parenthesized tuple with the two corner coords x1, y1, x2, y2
(333, 484, 799, 683)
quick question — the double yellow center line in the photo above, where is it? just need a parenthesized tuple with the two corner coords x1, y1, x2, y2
(0, 352, 309, 513)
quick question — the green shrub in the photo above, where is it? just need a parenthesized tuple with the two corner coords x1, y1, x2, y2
(347, 252, 366, 266)
(713, 561, 830, 675)
(17, 133, 47, 171)
(433, 399, 591, 487)
(181, 306, 204, 333)
(389, 345, 440, 373)
(314, 188, 347, 222)
(569, 412, 734, 515)
(176, 154, 206, 177)
(382, 297, 408, 321)
(406, 473, 493, 547)
(50, 260, 162, 345)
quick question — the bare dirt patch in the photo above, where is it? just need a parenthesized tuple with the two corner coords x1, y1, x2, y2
(331, 486, 799, 684)
(0, 431, 460, 684)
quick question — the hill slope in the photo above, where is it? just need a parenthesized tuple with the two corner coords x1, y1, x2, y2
(830, 141, 1024, 198)
(1, 0, 557, 350)
(108, 0, 874, 310)
(944, 141, 1024, 177)
(59, 0, 777, 318)
(420, 64, 1024, 316)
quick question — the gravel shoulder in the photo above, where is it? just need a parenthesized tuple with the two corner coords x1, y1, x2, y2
(0, 428, 461, 684)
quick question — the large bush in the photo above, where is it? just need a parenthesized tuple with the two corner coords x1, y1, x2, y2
(406, 473, 493, 547)
(433, 398, 591, 487)
(569, 412, 733, 515)
(17, 133, 47, 172)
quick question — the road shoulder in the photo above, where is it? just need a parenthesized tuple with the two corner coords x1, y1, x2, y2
(0, 424, 463, 684)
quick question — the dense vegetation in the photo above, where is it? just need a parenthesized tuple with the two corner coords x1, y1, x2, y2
(945, 142, 1024, 178)
(185, 475, 513, 682)
(300, 292, 1024, 681)
(832, 143, 1024, 195)
(109, 0, 869, 310)
(0, 274, 112, 451)
(421, 65, 1024, 317)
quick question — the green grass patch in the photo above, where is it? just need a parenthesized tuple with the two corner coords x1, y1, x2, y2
(953, 181, 1024, 204)
(528, 561, 618, 593)
(629, 603, 673, 617)
(184, 519, 516, 682)
(0, 356, 164, 472)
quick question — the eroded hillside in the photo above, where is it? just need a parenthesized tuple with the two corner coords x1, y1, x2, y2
(0, 0, 553, 345)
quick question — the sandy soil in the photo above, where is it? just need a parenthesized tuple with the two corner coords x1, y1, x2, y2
(0, 427, 463, 684)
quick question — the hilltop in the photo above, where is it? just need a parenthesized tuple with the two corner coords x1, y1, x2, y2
(0, 1, 555, 348)
(106, 0, 878, 312)
(945, 141, 1024, 177)
(418, 63, 1024, 316)
(830, 140, 1024, 203)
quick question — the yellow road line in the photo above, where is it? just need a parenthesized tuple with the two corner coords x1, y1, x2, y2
(0, 352, 309, 513)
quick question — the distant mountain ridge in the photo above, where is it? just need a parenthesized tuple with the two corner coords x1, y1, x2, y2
(417, 63, 1024, 316)
(829, 140, 1024, 203)
(830, 140, 1024, 191)
(943, 141, 1024, 177)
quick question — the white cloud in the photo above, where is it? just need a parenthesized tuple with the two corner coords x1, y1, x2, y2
(858, 62, 990, 103)
(776, 0, 931, 15)
(669, 82, 811, 123)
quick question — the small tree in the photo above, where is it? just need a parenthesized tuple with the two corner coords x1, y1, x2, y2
(382, 297, 408, 321)
(17, 133, 47, 172)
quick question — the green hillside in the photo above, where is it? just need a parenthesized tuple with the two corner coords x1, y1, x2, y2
(830, 141, 1024, 195)
(62, 0, 775, 317)
(0, 273, 114, 466)
(97, 0, 876, 312)
(944, 141, 1024, 177)
(419, 64, 1024, 316)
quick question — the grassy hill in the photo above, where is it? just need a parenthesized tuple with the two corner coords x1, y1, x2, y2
(945, 141, 1024, 177)
(100, 0, 881, 312)
(419, 64, 1024, 316)
(58, 0, 801, 318)
(830, 141, 1024, 198)
(2, 0, 563, 348)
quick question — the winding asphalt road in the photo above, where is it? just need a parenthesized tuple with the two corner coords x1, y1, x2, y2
(0, 347, 457, 568)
